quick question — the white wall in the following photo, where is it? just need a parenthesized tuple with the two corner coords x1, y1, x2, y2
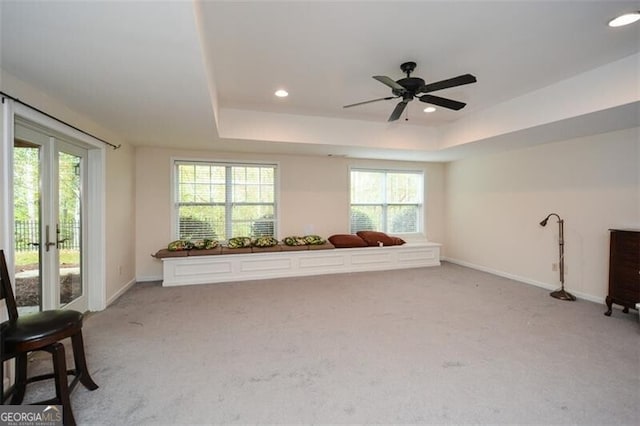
(444, 127, 640, 302)
(134, 146, 446, 280)
(105, 143, 136, 303)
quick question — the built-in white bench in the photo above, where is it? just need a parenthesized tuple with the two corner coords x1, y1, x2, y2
(160, 242, 441, 287)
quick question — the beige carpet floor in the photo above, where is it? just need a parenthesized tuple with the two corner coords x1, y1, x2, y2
(22, 262, 640, 425)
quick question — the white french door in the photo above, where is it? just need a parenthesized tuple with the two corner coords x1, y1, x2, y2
(13, 119, 89, 313)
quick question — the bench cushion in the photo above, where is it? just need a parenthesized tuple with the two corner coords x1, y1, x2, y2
(308, 242, 335, 250)
(188, 247, 223, 256)
(154, 249, 188, 258)
(280, 244, 309, 251)
(221, 247, 252, 254)
(252, 246, 283, 253)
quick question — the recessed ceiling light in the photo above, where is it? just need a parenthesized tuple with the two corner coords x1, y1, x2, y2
(423, 106, 436, 113)
(274, 89, 288, 97)
(608, 11, 640, 27)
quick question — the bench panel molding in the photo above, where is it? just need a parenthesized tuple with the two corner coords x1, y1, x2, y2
(161, 242, 441, 287)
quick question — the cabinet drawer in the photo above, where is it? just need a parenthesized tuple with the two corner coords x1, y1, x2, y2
(608, 230, 640, 309)
(609, 283, 640, 304)
(611, 266, 640, 286)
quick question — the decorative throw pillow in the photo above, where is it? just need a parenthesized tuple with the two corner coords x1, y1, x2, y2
(192, 239, 219, 250)
(356, 231, 395, 247)
(252, 236, 279, 247)
(283, 236, 307, 246)
(227, 237, 252, 248)
(328, 234, 368, 248)
(303, 235, 326, 245)
(391, 236, 406, 246)
(167, 240, 194, 251)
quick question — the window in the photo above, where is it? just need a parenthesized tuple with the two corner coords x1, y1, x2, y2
(174, 161, 276, 241)
(350, 169, 423, 234)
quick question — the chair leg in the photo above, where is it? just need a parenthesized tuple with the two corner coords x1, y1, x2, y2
(48, 343, 76, 426)
(71, 331, 98, 391)
(10, 353, 28, 404)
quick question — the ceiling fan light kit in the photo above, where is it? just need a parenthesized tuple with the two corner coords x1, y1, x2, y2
(344, 62, 477, 122)
(608, 11, 640, 27)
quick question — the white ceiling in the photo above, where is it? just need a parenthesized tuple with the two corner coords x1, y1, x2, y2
(1, 1, 639, 161)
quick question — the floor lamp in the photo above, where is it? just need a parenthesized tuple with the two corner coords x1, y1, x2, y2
(539, 213, 576, 301)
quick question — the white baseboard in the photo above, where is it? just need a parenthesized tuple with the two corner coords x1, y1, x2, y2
(106, 277, 136, 307)
(441, 257, 605, 305)
(136, 275, 163, 282)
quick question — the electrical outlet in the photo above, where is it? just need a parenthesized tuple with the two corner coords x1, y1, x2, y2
(552, 263, 558, 271)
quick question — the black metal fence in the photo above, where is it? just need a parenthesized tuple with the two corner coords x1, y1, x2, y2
(14, 220, 80, 252)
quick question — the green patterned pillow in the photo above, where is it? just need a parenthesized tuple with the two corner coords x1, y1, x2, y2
(283, 236, 307, 246)
(192, 239, 219, 250)
(227, 237, 252, 248)
(252, 236, 279, 247)
(167, 240, 194, 251)
(303, 235, 326, 245)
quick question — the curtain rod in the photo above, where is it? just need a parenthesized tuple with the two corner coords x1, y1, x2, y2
(1, 91, 121, 150)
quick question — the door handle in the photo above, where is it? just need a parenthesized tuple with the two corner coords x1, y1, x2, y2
(55, 223, 68, 248)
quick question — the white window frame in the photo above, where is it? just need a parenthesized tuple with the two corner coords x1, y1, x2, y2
(349, 167, 425, 236)
(172, 159, 278, 241)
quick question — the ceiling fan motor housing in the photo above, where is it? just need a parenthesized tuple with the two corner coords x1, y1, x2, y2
(343, 61, 476, 121)
(395, 77, 425, 95)
(396, 61, 424, 96)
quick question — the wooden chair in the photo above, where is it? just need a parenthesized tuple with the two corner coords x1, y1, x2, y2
(0, 249, 98, 426)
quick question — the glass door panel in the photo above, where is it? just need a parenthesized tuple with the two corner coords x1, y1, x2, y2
(57, 150, 83, 307)
(13, 140, 42, 315)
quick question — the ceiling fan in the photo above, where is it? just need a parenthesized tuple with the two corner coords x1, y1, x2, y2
(343, 62, 477, 122)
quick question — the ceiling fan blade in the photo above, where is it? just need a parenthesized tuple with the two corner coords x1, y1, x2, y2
(419, 94, 466, 111)
(388, 100, 408, 122)
(343, 96, 398, 108)
(419, 74, 477, 93)
(373, 75, 405, 92)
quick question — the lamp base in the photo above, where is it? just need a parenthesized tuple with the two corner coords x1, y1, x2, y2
(550, 288, 576, 301)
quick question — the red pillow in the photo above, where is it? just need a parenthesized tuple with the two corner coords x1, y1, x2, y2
(328, 234, 368, 248)
(391, 237, 406, 246)
(356, 231, 395, 246)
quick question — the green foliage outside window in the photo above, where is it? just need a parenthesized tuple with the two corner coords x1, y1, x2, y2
(350, 210, 374, 233)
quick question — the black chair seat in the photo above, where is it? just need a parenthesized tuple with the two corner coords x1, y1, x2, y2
(4, 310, 84, 348)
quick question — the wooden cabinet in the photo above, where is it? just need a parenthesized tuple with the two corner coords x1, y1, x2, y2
(605, 229, 640, 316)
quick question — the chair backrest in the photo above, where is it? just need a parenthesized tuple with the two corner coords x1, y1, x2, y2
(0, 249, 19, 322)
